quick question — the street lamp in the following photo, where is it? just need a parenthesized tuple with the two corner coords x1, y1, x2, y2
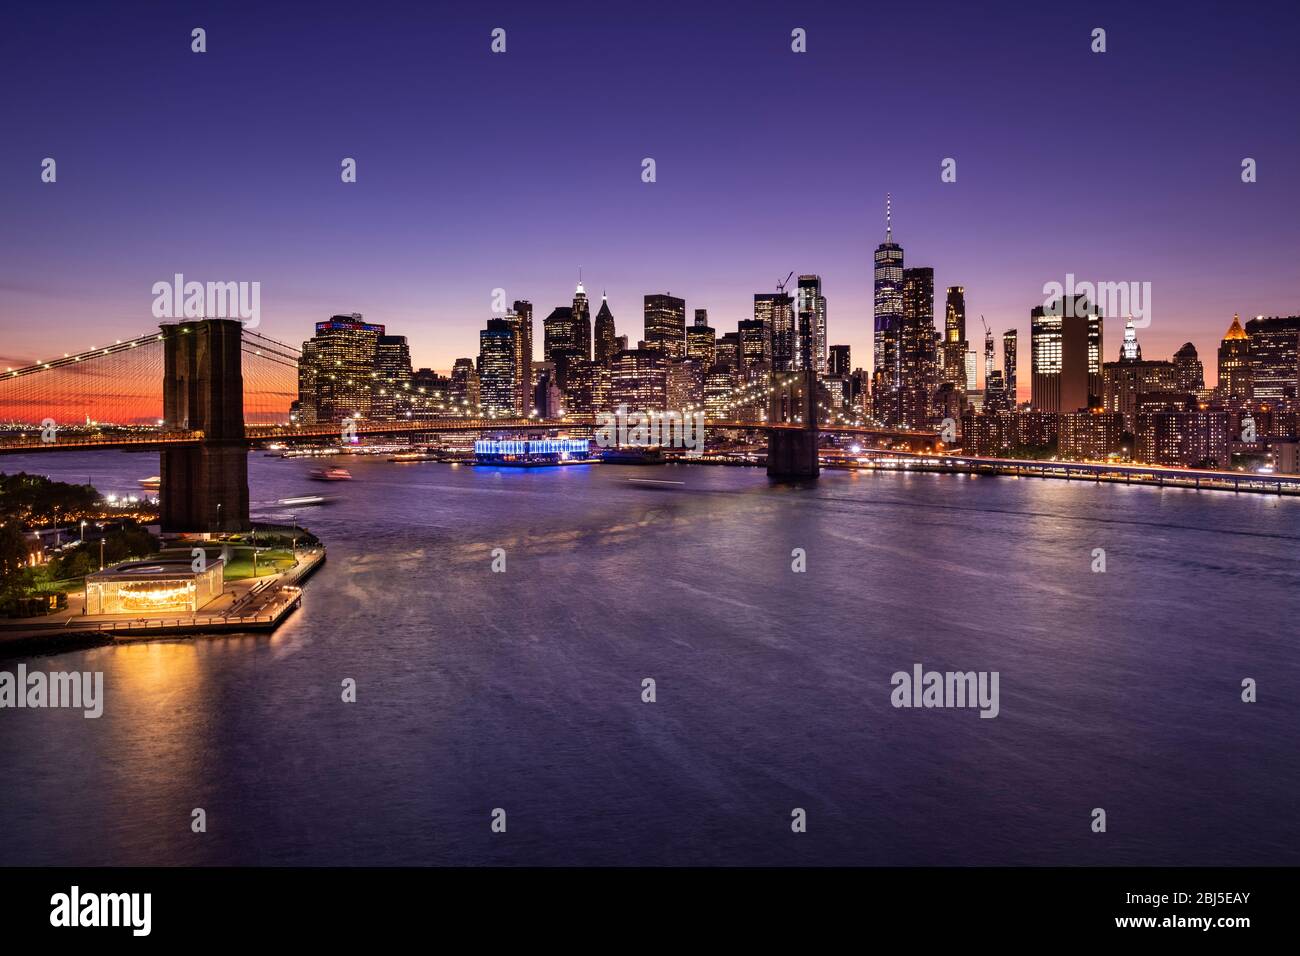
(216, 502, 222, 536)
(79, 520, 86, 543)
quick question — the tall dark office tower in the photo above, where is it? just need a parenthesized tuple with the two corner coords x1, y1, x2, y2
(501, 308, 529, 416)
(372, 334, 413, 420)
(449, 357, 479, 411)
(828, 344, 851, 379)
(1244, 315, 1300, 401)
(572, 280, 592, 361)
(479, 318, 519, 416)
(300, 313, 384, 423)
(1003, 329, 1018, 406)
(296, 340, 319, 423)
(1173, 342, 1205, 395)
(1217, 314, 1251, 399)
(737, 319, 769, 380)
(1031, 297, 1090, 413)
(983, 325, 996, 386)
(754, 293, 792, 370)
(644, 293, 687, 358)
(942, 287, 968, 387)
(686, 315, 716, 366)
(796, 275, 827, 376)
(898, 266, 936, 426)
(561, 359, 602, 415)
(873, 195, 905, 421)
(594, 293, 618, 366)
(717, 331, 740, 369)
(512, 300, 534, 416)
(1086, 308, 1104, 406)
(543, 307, 574, 362)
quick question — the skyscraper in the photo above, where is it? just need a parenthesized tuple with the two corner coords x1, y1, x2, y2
(828, 344, 851, 378)
(983, 323, 996, 387)
(572, 280, 592, 361)
(543, 307, 574, 362)
(873, 195, 905, 422)
(737, 319, 769, 381)
(898, 266, 936, 426)
(478, 318, 518, 415)
(512, 299, 534, 416)
(372, 334, 412, 420)
(1086, 307, 1104, 406)
(450, 357, 480, 412)
(755, 293, 792, 370)
(1173, 342, 1205, 395)
(299, 313, 384, 423)
(1244, 315, 1300, 401)
(609, 348, 667, 410)
(1031, 297, 1090, 413)
(1217, 314, 1250, 399)
(796, 275, 827, 376)
(1120, 318, 1142, 361)
(1002, 329, 1018, 406)
(643, 294, 686, 358)
(594, 293, 618, 365)
(943, 287, 968, 387)
(686, 310, 716, 366)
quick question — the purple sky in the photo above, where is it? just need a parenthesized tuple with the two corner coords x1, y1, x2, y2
(3, 0, 1298, 390)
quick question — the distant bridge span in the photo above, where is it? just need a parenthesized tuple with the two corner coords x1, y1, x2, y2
(0, 418, 936, 453)
(0, 318, 939, 529)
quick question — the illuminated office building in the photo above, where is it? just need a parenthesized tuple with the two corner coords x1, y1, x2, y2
(300, 313, 384, 423)
(1217, 314, 1251, 399)
(796, 275, 827, 376)
(1031, 297, 1091, 414)
(1245, 315, 1300, 402)
(644, 294, 687, 358)
(873, 195, 905, 422)
(478, 318, 519, 415)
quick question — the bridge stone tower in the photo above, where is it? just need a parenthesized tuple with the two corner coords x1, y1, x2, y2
(766, 319, 820, 479)
(160, 319, 250, 532)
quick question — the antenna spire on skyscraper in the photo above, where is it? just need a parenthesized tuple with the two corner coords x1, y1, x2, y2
(886, 193, 893, 242)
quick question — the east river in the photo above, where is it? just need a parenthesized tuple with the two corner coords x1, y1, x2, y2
(1, 451, 1296, 865)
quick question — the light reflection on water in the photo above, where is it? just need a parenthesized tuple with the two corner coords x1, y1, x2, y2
(0, 451, 1297, 865)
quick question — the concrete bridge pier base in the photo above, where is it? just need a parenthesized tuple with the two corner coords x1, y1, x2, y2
(161, 443, 250, 532)
(766, 428, 820, 479)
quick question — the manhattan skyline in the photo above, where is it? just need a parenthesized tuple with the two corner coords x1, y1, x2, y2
(2, 1, 1299, 381)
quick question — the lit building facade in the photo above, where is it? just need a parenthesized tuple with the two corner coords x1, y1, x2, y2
(610, 348, 668, 410)
(873, 196, 905, 422)
(478, 319, 518, 415)
(299, 314, 384, 423)
(1245, 315, 1300, 403)
(84, 558, 224, 615)
(643, 294, 687, 358)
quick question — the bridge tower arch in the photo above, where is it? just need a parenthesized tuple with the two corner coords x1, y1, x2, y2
(766, 325, 820, 480)
(160, 319, 250, 532)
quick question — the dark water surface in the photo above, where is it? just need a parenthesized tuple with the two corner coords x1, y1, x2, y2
(1, 451, 1297, 865)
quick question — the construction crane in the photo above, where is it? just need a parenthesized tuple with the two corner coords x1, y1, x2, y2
(776, 271, 794, 296)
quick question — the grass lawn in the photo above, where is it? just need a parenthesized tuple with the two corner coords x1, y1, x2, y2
(221, 548, 298, 581)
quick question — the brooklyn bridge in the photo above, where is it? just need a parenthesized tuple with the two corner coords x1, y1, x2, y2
(0, 319, 937, 531)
